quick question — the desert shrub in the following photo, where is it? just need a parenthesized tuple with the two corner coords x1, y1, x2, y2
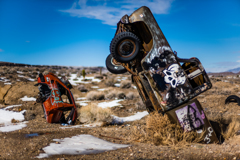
(135, 99, 146, 110)
(130, 112, 202, 146)
(105, 90, 125, 100)
(24, 110, 36, 121)
(126, 92, 138, 100)
(82, 69, 86, 79)
(48, 69, 56, 74)
(70, 69, 78, 74)
(7, 67, 17, 74)
(78, 104, 112, 123)
(86, 91, 104, 100)
(77, 85, 88, 92)
(65, 71, 71, 77)
(32, 71, 38, 76)
(43, 70, 49, 75)
(77, 71, 81, 78)
(22, 68, 28, 73)
(58, 69, 67, 76)
(223, 117, 240, 139)
(104, 78, 116, 87)
(120, 80, 132, 88)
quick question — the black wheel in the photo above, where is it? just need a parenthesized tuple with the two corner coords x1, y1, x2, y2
(106, 54, 127, 74)
(225, 95, 240, 106)
(110, 32, 141, 62)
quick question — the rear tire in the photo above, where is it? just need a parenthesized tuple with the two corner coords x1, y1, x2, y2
(106, 54, 127, 74)
(110, 32, 141, 62)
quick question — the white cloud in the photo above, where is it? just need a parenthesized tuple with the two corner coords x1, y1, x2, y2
(26, 41, 30, 43)
(59, 0, 174, 26)
(237, 60, 240, 63)
(0, 49, 3, 52)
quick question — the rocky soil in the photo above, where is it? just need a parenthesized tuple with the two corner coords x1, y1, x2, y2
(0, 66, 240, 160)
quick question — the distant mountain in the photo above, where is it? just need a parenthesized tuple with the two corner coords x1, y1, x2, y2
(227, 67, 240, 73)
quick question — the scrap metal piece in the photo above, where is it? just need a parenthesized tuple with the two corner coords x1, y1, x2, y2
(35, 73, 77, 124)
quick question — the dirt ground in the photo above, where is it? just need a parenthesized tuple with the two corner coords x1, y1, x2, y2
(1, 66, 240, 160)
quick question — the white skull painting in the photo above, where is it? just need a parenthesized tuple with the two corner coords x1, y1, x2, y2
(163, 64, 186, 88)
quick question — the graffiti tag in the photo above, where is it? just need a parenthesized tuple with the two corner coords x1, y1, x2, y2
(204, 127, 213, 144)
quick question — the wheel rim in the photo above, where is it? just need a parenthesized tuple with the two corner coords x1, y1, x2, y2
(117, 39, 136, 58)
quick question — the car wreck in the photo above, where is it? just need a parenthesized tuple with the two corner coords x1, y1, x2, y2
(35, 73, 77, 125)
(106, 6, 219, 144)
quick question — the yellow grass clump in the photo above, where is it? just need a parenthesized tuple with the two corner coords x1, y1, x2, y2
(78, 104, 113, 124)
(131, 112, 203, 146)
(223, 117, 240, 139)
(86, 91, 105, 100)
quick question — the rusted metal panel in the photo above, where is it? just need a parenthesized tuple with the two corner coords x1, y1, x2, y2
(166, 99, 219, 144)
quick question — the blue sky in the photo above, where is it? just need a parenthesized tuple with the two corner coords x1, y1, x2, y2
(0, 0, 239, 72)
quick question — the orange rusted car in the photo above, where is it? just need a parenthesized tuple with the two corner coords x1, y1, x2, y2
(35, 73, 77, 124)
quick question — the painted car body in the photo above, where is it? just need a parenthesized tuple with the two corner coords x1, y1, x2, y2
(108, 6, 218, 143)
(36, 73, 77, 124)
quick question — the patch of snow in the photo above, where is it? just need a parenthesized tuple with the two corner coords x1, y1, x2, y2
(132, 86, 137, 89)
(4, 82, 11, 85)
(27, 78, 35, 81)
(76, 101, 90, 106)
(0, 77, 10, 82)
(68, 74, 101, 85)
(37, 134, 129, 158)
(18, 75, 25, 77)
(114, 83, 120, 87)
(60, 122, 102, 129)
(112, 111, 149, 124)
(77, 97, 86, 100)
(0, 109, 25, 124)
(17, 71, 23, 74)
(0, 122, 28, 132)
(121, 77, 128, 80)
(4, 104, 22, 110)
(91, 86, 99, 88)
(0, 109, 26, 132)
(98, 100, 123, 108)
(98, 88, 106, 91)
(20, 96, 36, 101)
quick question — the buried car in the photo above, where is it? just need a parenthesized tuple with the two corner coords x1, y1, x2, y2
(35, 73, 77, 124)
(106, 6, 219, 143)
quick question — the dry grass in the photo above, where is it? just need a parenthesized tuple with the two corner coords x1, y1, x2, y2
(77, 85, 88, 92)
(120, 80, 132, 88)
(104, 78, 116, 87)
(130, 112, 203, 146)
(223, 117, 240, 139)
(78, 104, 113, 123)
(135, 99, 146, 110)
(126, 92, 138, 100)
(86, 91, 104, 100)
(105, 90, 125, 100)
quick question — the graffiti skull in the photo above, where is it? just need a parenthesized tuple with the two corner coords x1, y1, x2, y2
(163, 64, 186, 88)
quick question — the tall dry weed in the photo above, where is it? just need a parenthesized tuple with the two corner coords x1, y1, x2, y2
(131, 112, 203, 146)
(86, 91, 104, 100)
(223, 117, 240, 139)
(78, 104, 112, 123)
(105, 90, 125, 100)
